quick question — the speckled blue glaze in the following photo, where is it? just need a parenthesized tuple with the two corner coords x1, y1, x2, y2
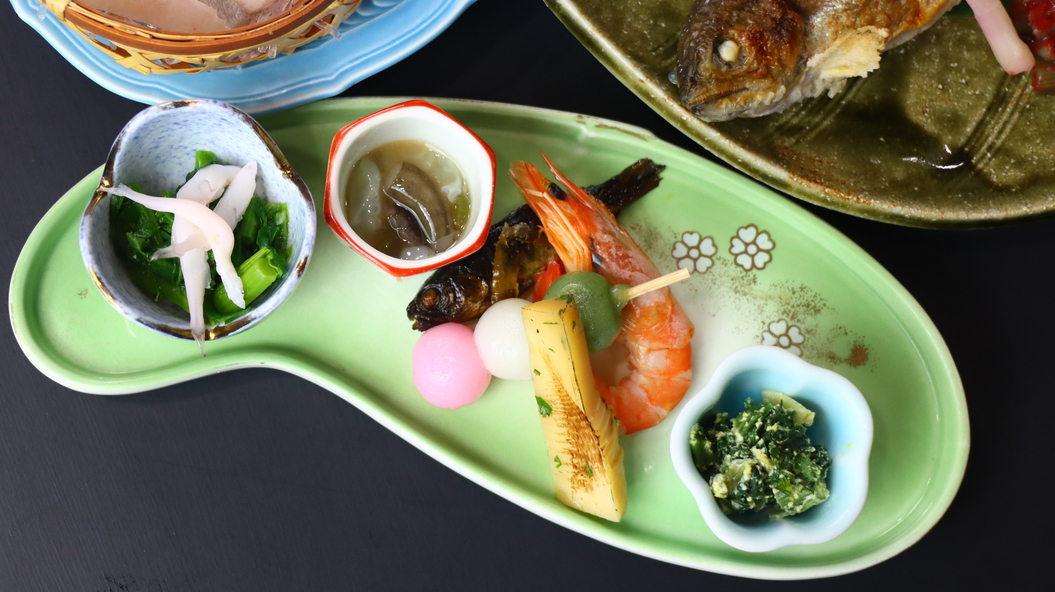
(80, 99, 315, 342)
(669, 345, 873, 553)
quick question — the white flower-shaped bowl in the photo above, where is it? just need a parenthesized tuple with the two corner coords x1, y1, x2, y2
(323, 99, 496, 278)
(80, 99, 316, 342)
(669, 345, 873, 553)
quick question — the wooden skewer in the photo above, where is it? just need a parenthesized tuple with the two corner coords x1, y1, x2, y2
(623, 268, 691, 300)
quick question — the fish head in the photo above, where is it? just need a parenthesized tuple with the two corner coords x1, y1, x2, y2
(676, 0, 805, 121)
(406, 268, 491, 331)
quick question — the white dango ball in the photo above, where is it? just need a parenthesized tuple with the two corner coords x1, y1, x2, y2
(473, 298, 533, 381)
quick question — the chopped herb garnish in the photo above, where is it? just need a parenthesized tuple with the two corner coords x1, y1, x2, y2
(536, 396, 553, 417)
(585, 463, 593, 477)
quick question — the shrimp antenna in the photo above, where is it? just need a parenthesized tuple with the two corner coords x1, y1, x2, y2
(510, 160, 592, 271)
(540, 152, 650, 261)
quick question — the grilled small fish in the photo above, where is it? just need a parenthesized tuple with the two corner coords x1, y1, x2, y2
(675, 0, 959, 121)
(491, 223, 555, 303)
(407, 159, 665, 331)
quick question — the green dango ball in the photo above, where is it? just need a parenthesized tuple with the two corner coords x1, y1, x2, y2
(544, 271, 630, 353)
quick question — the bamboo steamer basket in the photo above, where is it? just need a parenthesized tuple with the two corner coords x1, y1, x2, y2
(43, 0, 362, 74)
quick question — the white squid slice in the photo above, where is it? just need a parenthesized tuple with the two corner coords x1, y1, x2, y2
(152, 233, 210, 261)
(154, 206, 209, 262)
(151, 160, 259, 261)
(967, 0, 1036, 75)
(106, 184, 246, 309)
(176, 164, 242, 204)
(169, 199, 210, 271)
(181, 248, 210, 355)
(171, 208, 210, 353)
(171, 166, 240, 354)
(212, 160, 257, 228)
(153, 164, 241, 261)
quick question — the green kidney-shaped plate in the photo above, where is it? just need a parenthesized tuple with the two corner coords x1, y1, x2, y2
(546, 1, 1055, 227)
(9, 98, 968, 579)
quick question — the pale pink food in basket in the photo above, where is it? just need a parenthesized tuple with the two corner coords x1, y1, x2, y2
(81, 0, 299, 33)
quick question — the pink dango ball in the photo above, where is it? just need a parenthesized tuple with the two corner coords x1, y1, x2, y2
(412, 323, 492, 408)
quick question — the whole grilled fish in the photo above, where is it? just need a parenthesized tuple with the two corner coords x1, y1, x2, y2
(407, 159, 665, 331)
(675, 0, 959, 121)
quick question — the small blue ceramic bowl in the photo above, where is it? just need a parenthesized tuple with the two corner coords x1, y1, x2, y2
(669, 345, 873, 552)
(80, 99, 315, 344)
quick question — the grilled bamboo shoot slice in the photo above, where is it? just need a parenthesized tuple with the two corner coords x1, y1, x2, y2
(522, 297, 627, 522)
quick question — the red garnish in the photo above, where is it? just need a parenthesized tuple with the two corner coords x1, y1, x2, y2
(1012, 0, 1055, 91)
(531, 258, 565, 302)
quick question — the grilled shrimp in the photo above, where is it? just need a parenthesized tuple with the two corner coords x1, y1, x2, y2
(510, 156, 694, 434)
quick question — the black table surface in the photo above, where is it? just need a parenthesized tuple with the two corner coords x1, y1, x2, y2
(1, 2, 1046, 590)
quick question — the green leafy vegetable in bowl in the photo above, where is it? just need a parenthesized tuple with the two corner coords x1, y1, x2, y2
(109, 150, 291, 329)
(689, 390, 832, 519)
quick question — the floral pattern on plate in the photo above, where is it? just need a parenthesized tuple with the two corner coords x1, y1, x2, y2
(661, 221, 871, 369)
(730, 224, 774, 271)
(672, 232, 717, 274)
(761, 320, 805, 357)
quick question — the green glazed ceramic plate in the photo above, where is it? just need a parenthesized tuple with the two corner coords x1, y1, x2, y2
(9, 98, 968, 579)
(546, 1, 1055, 228)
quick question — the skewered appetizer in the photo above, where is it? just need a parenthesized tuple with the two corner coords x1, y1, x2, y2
(407, 156, 695, 521)
(512, 156, 695, 434)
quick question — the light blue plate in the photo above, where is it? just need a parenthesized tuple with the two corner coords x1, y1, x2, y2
(12, 0, 477, 114)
